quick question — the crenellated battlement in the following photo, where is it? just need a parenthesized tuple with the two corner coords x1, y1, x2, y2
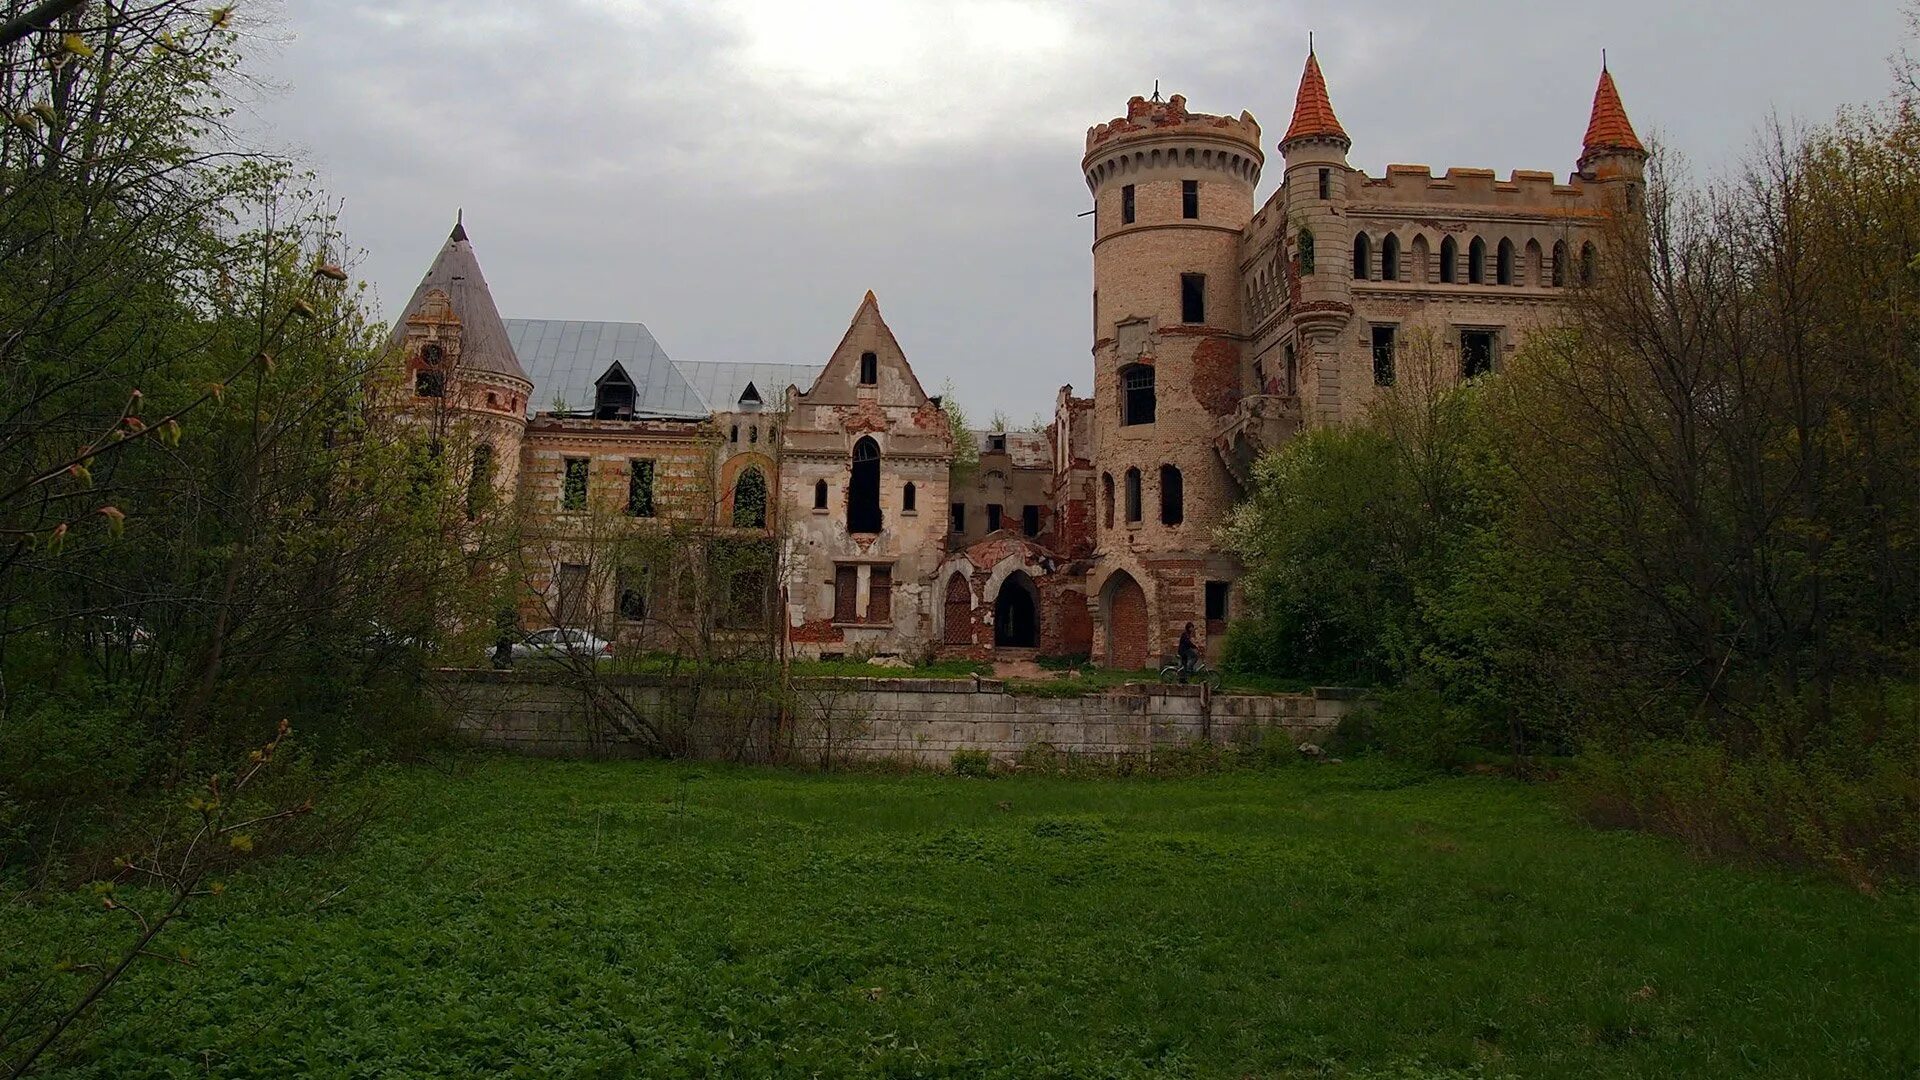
(1084, 94, 1262, 155)
(1347, 163, 1599, 212)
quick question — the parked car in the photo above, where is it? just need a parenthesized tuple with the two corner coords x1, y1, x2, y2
(500, 627, 614, 664)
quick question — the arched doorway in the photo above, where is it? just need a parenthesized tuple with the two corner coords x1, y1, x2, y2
(943, 574, 973, 645)
(993, 571, 1038, 648)
(1104, 571, 1148, 669)
(848, 436, 881, 533)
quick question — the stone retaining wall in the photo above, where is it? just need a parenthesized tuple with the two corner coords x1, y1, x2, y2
(434, 670, 1365, 765)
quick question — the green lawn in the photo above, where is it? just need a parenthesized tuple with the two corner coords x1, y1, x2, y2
(6, 756, 1914, 1078)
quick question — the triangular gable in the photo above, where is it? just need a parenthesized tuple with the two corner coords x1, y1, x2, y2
(798, 291, 933, 405)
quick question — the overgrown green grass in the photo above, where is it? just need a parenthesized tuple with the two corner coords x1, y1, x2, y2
(5, 756, 1913, 1078)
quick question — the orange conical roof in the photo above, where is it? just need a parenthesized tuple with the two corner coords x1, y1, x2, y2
(1581, 65, 1644, 159)
(1282, 48, 1347, 146)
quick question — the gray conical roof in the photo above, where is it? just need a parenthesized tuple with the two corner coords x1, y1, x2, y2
(388, 220, 529, 384)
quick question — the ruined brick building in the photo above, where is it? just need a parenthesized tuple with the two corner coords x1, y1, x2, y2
(383, 50, 1646, 667)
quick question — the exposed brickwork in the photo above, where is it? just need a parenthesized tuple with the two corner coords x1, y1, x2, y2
(1106, 572, 1149, 669)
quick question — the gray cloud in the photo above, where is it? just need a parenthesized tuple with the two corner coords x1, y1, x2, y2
(241, 0, 1906, 419)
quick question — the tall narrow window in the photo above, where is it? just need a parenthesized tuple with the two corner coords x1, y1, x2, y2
(1468, 236, 1486, 284)
(1552, 240, 1568, 287)
(1101, 473, 1114, 529)
(951, 502, 966, 532)
(848, 436, 881, 532)
(617, 566, 649, 622)
(1298, 228, 1315, 275)
(1205, 581, 1229, 622)
(858, 351, 878, 385)
(627, 458, 655, 517)
(1180, 273, 1205, 324)
(1181, 179, 1198, 219)
(1372, 326, 1396, 386)
(1159, 465, 1183, 526)
(903, 482, 916, 513)
(986, 504, 1003, 532)
(1124, 468, 1142, 524)
(1381, 233, 1400, 281)
(466, 444, 494, 520)
(813, 479, 828, 510)
(555, 563, 588, 627)
(1121, 184, 1135, 224)
(866, 566, 893, 624)
(730, 424, 739, 444)
(1120, 364, 1156, 425)
(732, 466, 767, 528)
(834, 565, 859, 622)
(1022, 505, 1040, 537)
(1317, 168, 1330, 200)
(1352, 233, 1371, 280)
(1461, 330, 1496, 378)
(1440, 236, 1458, 283)
(1580, 242, 1597, 284)
(1496, 238, 1514, 285)
(562, 457, 589, 511)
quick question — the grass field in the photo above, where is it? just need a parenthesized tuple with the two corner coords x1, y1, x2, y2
(6, 756, 1914, 1078)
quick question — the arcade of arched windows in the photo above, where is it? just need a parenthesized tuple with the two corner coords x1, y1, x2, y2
(1336, 228, 1599, 288)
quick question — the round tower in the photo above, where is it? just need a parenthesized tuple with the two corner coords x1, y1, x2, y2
(1277, 47, 1355, 425)
(1081, 92, 1261, 668)
(1576, 62, 1648, 209)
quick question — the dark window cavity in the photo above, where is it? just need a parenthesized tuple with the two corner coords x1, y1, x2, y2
(1468, 236, 1486, 284)
(986, 504, 1003, 532)
(1317, 167, 1330, 200)
(1022, 504, 1040, 537)
(415, 343, 445, 398)
(1352, 232, 1371, 280)
(1121, 183, 1135, 224)
(849, 436, 881, 532)
(1440, 236, 1458, 283)
(1102, 473, 1114, 529)
(903, 482, 916, 513)
(1159, 464, 1183, 526)
(1298, 228, 1315, 274)
(858, 351, 878, 385)
(1124, 467, 1142, 524)
(1380, 233, 1400, 281)
(1181, 179, 1198, 219)
(813, 479, 828, 510)
(732, 467, 767, 528)
(1461, 330, 1496, 378)
(951, 502, 965, 532)
(595, 367, 635, 419)
(1180, 273, 1205, 324)
(1496, 238, 1514, 285)
(1205, 581, 1229, 622)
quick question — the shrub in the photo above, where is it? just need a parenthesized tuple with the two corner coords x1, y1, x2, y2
(950, 748, 993, 778)
(1342, 688, 1493, 770)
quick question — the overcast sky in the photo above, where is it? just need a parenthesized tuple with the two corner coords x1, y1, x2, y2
(240, 0, 1905, 421)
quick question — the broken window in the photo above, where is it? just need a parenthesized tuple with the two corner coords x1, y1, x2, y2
(1022, 504, 1040, 537)
(987, 504, 1003, 532)
(858, 351, 877, 386)
(466, 443, 494, 521)
(594, 366, 635, 419)
(1298, 228, 1315, 275)
(1182, 179, 1198, 219)
(1552, 240, 1568, 287)
(1381, 233, 1400, 281)
(1317, 167, 1330, 200)
(617, 566, 649, 621)
(834, 565, 859, 622)
(1101, 473, 1114, 529)
(627, 458, 655, 517)
(1121, 183, 1135, 224)
(562, 457, 589, 511)
(1121, 364, 1155, 426)
(1468, 236, 1486, 284)
(1180, 273, 1205, 324)
(1124, 467, 1141, 524)
(866, 565, 892, 624)
(1159, 465, 1183, 525)
(1352, 232, 1371, 280)
(1461, 330, 1496, 378)
(732, 466, 767, 528)
(1496, 238, 1514, 285)
(1440, 236, 1458, 283)
(951, 502, 965, 532)
(1205, 581, 1228, 622)
(415, 343, 445, 398)
(1372, 326, 1396, 386)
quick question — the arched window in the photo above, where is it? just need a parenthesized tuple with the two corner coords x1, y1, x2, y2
(848, 436, 881, 533)
(1468, 237, 1486, 284)
(465, 443, 494, 520)
(858, 351, 878, 385)
(1352, 232, 1371, 280)
(1297, 227, 1315, 275)
(732, 466, 767, 528)
(1124, 467, 1142, 524)
(1580, 241, 1597, 284)
(1159, 464, 1183, 526)
(1411, 235, 1430, 283)
(1496, 238, 1514, 285)
(1440, 236, 1457, 283)
(1102, 472, 1114, 529)
(730, 424, 739, 444)
(415, 343, 445, 398)
(1380, 233, 1400, 281)
(1120, 364, 1155, 426)
(1525, 239, 1544, 286)
(813, 479, 827, 510)
(1552, 240, 1568, 287)
(903, 482, 916, 513)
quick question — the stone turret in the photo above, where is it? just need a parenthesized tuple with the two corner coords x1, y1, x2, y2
(1278, 46, 1355, 423)
(1577, 63, 1647, 206)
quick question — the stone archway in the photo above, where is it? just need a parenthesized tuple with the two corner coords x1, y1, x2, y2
(993, 570, 1038, 648)
(943, 574, 973, 645)
(1104, 570, 1148, 669)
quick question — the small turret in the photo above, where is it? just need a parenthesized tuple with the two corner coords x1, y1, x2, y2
(1577, 61, 1647, 188)
(1279, 45, 1355, 420)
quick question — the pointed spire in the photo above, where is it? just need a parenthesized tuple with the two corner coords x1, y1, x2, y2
(1282, 44, 1348, 148)
(450, 208, 466, 243)
(388, 216, 529, 385)
(1581, 62, 1645, 162)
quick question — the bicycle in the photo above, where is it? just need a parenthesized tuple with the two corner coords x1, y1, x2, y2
(1159, 658, 1222, 692)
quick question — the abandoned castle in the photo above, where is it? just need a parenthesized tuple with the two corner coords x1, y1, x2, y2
(380, 50, 1647, 667)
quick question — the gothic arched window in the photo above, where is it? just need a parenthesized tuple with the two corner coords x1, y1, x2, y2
(732, 467, 767, 529)
(848, 437, 882, 533)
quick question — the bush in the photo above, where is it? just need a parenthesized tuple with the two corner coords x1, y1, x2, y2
(950, 748, 993, 778)
(1340, 688, 1493, 770)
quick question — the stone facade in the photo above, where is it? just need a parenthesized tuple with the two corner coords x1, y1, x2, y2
(379, 51, 1644, 669)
